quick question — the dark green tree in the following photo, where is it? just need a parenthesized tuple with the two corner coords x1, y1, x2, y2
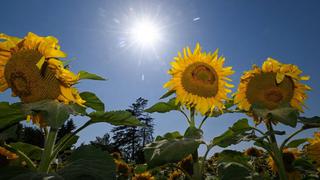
(111, 97, 154, 163)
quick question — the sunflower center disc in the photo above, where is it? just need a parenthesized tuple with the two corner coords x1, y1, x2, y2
(181, 62, 218, 98)
(4, 49, 61, 103)
(246, 72, 294, 110)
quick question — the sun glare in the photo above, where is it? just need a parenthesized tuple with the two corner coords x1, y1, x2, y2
(129, 19, 161, 47)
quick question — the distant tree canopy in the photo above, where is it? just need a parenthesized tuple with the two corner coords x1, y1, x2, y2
(91, 97, 154, 163)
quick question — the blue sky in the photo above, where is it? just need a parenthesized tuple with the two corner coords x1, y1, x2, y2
(0, 0, 319, 154)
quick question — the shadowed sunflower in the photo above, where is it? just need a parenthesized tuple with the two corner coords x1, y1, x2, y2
(0, 146, 18, 160)
(234, 58, 310, 113)
(306, 132, 320, 167)
(164, 43, 234, 115)
(244, 147, 263, 158)
(0, 32, 85, 126)
(169, 170, 183, 180)
(268, 148, 301, 180)
(132, 172, 155, 180)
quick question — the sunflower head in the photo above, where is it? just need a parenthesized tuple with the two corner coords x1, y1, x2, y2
(178, 154, 193, 176)
(132, 172, 155, 180)
(0, 32, 85, 126)
(0, 147, 18, 160)
(306, 132, 320, 167)
(115, 160, 131, 177)
(268, 148, 300, 174)
(244, 147, 263, 157)
(169, 170, 183, 180)
(235, 58, 310, 116)
(164, 43, 234, 115)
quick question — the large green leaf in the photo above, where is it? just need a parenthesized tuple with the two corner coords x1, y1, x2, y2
(58, 145, 116, 180)
(0, 102, 25, 130)
(155, 131, 183, 141)
(252, 104, 298, 128)
(211, 119, 253, 148)
(0, 124, 19, 141)
(298, 116, 320, 129)
(9, 142, 43, 160)
(80, 91, 105, 111)
(89, 110, 143, 126)
(217, 150, 251, 169)
(78, 70, 106, 81)
(286, 138, 308, 148)
(144, 138, 202, 168)
(0, 166, 62, 180)
(159, 90, 175, 99)
(22, 100, 72, 129)
(145, 98, 179, 113)
(217, 162, 251, 180)
(184, 126, 203, 139)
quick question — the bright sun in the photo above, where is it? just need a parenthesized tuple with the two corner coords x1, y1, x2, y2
(129, 19, 161, 47)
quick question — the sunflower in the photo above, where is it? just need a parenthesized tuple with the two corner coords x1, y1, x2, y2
(114, 159, 131, 177)
(268, 148, 301, 180)
(0, 32, 85, 126)
(132, 172, 155, 180)
(306, 132, 320, 167)
(169, 170, 183, 180)
(234, 58, 310, 113)
(244, 147, 263, 158)
(0, 146, 18, 160)
(164, 43, 234, 115)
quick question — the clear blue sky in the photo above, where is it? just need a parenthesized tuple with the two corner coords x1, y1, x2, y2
(0, 0, 319, 153)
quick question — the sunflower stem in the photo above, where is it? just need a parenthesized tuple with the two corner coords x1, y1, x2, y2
(3, 143, 37, 170)
(266, 121, 287, 180)
(199, 116, 208, 129)
(38, 127, 58, 173)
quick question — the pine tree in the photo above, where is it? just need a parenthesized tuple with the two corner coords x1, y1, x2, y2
(111, 97, 154, 162)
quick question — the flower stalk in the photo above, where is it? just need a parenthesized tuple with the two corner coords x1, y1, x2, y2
(38, 127, 58, 173)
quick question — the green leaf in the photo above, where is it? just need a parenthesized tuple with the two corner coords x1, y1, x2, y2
(286, 138, 308, 148)
(58, 145, 116, 180)
(144, 138, 202, 168)
(55, 134, 79, 153)
(80, 91, 105, 111)
(145, 98, 179, 113)
(0, 102, 25, 130)
(218, 162, 251, 180)
(254, 140, 272, 152)
(252, 104, 298, 128)
(9, 142, 43, 160)
(89, 110, 143, 126)
(298, 116, 320, 129)
(159, 90, 175, 99)
(78, 70, 106, 81)
(0, 166, 63, 180)
(211, 119, 253, 148)
(134, 164, 148, 174)
(22, 100, 72, 129)
(184, 126, 203, 139)
(69, 103, 87, 116)
(155, 131, 183, 141)
(0, 124, 19, 141)
(217, 150, 251, 169)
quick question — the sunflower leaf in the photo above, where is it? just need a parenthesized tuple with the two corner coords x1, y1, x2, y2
(58, 145, 116, 179)
(80, 91, 105, 112)
(9, 142, 43, 160)
(159, 90, 175, 99)
(144, 138, 202, 168)
(78, 70, 106, 81)
(252, 103, 298, 128)
(298, 116, 320, 129)
(0, 102, 25, 131)
(22, 100, 72, 129)
(211, 118, 253, 148)
(155, 131, 183, 141)
(145, 98, 179, 113)
(88, 110, 143, 126)
(0, 166, 63, 180)
(286, 138, 308, 148)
